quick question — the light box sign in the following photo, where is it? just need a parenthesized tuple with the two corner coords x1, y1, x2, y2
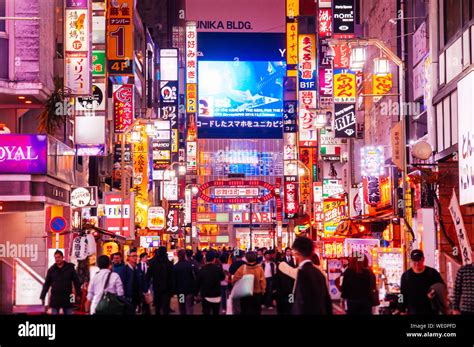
(113, 84, 134, 133)
(324, 198, 346, 236)
(334, 103, 356, 138)
(107, 0, 134, 75)
(148, 206, 165, 231)
(319, 9, 332, 38)
(198, 60, 285, 139)
(361, 146, 385, 177)
(298, 34, 316, 91)
(284, 175, 298, 218)
(215, 187, 259, 197)
(104, 193, 134, 238)
(333, 0, 355, 35)
(334, 69, 356, 103)
(0, 135, 47, 174)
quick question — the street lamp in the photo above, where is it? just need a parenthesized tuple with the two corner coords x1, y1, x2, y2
(374, 57, 391, 76)
(349, 45, 367, 71)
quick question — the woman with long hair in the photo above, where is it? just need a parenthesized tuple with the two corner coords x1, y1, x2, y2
(341, 256, 375, 315)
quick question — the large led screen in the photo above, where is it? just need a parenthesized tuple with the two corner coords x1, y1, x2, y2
(198, 60, 285, 138)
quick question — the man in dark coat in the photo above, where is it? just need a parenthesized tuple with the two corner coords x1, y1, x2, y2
(147, 246, 174, 315)
(40, 250, 81, 315)
(173, 249, 196, 315)
(195, 251, 225, 315)
(283, 247, 296, 268)
(291, 237, 332, 315)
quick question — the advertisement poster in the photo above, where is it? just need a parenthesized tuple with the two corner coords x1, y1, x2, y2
(148, 207, 165, 231)
(323, 198, 346, 236)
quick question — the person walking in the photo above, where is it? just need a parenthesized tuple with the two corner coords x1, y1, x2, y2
(173, 249, 196, 315)
(291, 237, 332, 315)
(137, 252, 151, 314)
(85, 255, 124, 315)
(122, 249, 142, 314)
(229, 250, 246, 275)
(399, 249, 444, 315)
(147, 246, 174, 315)
(341, 257, 375, 315)
(219, 253, 231, 314)
(195, 251, 226, 315)
(452, 262, 474, 315)
(262, 250, 277, 309)
(40, 250, 82, 315)
(283, 247, 296, 267)
(273, 263, 295, 314)
(232, 251, 266, 315)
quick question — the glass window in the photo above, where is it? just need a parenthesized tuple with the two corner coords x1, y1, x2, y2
(0, 38, 8, 79)
(0, 0, 5, 32)
(463, 0, 471, 26)
(445, 0, 462, 44)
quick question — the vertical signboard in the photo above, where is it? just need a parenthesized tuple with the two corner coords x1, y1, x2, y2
(64, 0, 91, 95)
(113, 84, 134, 133)
(318, 8, 332, 38)
(332, 0, 355, 36)
(159, 81, 178, 159)
(186, 22, 197, 84)
(104, 193, 134, 238)
(333, 69, 356, 103)
(107, 0, 133, 75)
(334, 103, 356, 138)
(448, 190, 473, 265)
(323, 198, 347, 236)
(284, 176, 298, 219)
(286, 22, 298, 66)
(132, 127, 149, 228)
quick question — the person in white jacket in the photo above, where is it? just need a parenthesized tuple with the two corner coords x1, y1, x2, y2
(86, 255, 124, 314)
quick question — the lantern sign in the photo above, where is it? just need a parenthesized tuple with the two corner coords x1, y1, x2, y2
(113, 84, 134, 133)
(284, 176, 299, 219)
(361, 146, 385, 177)
(373, 73, 393, 96)
(363, 176, 381, 206)
(333, 69, 356, 103)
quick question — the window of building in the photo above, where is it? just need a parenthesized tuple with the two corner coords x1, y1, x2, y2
(0, 0, 8, 79)
(444, 0, 462, 45)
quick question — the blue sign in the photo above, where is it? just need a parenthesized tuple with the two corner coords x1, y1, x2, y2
(50, 216, 67, 233)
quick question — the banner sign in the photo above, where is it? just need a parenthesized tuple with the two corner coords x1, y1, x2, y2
(298, 34, 317, 91)
(104, 193, 133, 238)
(286, 22, 298, 65)
(107, 0, 134, 75)
(186, 22, 197, 84)
(284, 176, 298, 218)
(391, 122, 403, 170)
(334, 69, 356, 103)
(373, 73, 393, 96)
(363, 176, 381, 206)
(113, 84, 134, 133)
(318, 9, 333, 37)
(324, 198, 347, 236)
(334, 103, 356, 138)
(448, 190, 473, 265)
(333, 0, 355, 35)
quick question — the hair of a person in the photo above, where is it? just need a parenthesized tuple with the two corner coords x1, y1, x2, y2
(219, 253, 228, 263)
(284, 247, 291, 253)
(97, 255, 111, 269)
(195, 251, 203, 263)
(54, 250, 64, 257)
(185, 249, 193, 259)
(291, 236, 314, 258)
(245, 251, 257, 264)
(111, 252, 122, 259)
(264, 250, 271, 256)
(177, 249, 186, 262)
(311, 253, 321, 266)
(128, 248, 137, 256)
(139, 252, 148, 260)
(348, 257, 364, 273)
(206, 250, 216, 263)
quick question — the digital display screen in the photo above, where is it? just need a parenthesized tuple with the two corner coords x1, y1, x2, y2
(199, 60, 285, 118)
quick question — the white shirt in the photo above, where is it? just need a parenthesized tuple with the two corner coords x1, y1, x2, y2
(298, 259, 313, 269)
(87, 269, 124, 314)
(263, 261, 274, 278)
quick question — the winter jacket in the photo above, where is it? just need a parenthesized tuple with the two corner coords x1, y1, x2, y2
(40, 262, 82, 308)
(233, 263, 267, 294)
(195, 263, 225, 298)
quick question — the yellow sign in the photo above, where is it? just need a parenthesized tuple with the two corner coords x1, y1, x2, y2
(373, 73, 393, 95)
(286, 0, 299, 18)
(323, 199, 346, 237)
(333, 70, 356, 103)
(286, 22, 298, 65)
(107, 0, 134, 75)
(132, 128, 149, 227)
(103, 242, 119, 257)
(186, 84, 197, 113)
(391, 121, 403, 170)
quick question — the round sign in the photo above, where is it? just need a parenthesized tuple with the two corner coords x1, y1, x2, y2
(71, 187, 92, 208)
(50, 216, 67, 233)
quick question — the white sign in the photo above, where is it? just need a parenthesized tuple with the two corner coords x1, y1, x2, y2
(412, 21, 428, 66)
(448, 190, 473, 265)
(457, 71, 474, 205)
(76, 83, 106, 111)
(65, 56, 91, 95)
(185, 22, 197, 84)
(14, 259, 45, 306)
(70, 187, 97, 208)
(185, 188, 192, 224)
(92, 15, 106, 44)
(214, 187, 259, 197)
(65, 9, 90, 53)
(148, 207, 165, 230)
(323, 179, 344, 198)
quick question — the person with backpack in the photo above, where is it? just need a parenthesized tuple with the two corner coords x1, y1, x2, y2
(232, 251, 266, 315)
(85, 255, 124, 314)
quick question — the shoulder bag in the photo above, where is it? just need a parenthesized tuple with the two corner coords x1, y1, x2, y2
(95, 271, 125, 315)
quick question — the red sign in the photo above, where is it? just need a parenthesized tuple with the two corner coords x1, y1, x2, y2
(363, 176, 381, 206)
(113, 84, 134, 133)
(318, 9, 332, 37)
(104, 193, 133, 238)
(284, 176, 299, 218)
(333, 43, 351, 69)
(232, 212, 274, 223)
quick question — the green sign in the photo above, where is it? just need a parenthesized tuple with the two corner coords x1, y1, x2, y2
(92, 51, 105, 76)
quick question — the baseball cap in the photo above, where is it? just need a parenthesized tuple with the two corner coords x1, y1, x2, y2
(410, 249, 424, 261)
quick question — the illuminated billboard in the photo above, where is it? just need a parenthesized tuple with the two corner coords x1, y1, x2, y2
(198, 60, 285, 138)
